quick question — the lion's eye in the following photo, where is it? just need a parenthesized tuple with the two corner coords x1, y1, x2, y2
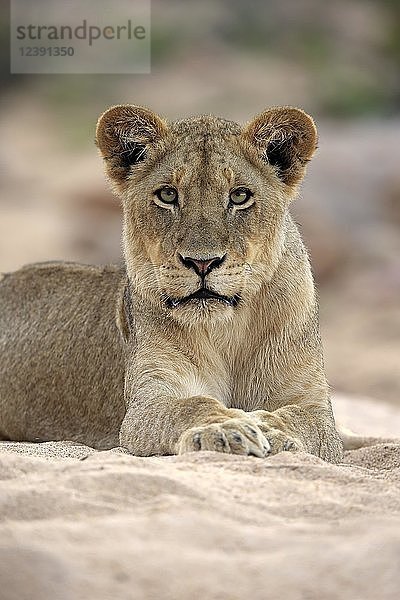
(155, 186, 178, 205)
(229, 187, 253, 206)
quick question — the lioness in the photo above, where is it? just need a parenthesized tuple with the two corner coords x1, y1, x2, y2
(0, 105, 343, 462)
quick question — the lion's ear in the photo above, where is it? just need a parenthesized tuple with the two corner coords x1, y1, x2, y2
(241, 107, 318, 186)
(96, 104, 168, 185)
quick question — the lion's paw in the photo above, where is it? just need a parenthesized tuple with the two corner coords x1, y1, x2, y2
(244, 410, 304, 456)
(178, 418, 271, 458)
(260, 427, 303, 455)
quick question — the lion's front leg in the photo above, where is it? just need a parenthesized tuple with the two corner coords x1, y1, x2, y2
(120, 394, 271, 458)
(247, 404, 343, 463)
(121, 335, 273, 458)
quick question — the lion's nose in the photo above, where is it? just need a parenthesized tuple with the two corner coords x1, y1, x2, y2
(178, 254, 226, 277)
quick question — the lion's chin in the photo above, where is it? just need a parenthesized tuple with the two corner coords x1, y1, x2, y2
(164, 288, 241, 326)
(170, 301, 237, 326)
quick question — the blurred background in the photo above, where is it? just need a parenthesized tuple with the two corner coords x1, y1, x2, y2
(0, 0, 399, 406)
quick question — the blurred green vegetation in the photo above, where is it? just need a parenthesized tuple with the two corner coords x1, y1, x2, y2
(215, 0, 400, 117)
(1, 0, 399, 123)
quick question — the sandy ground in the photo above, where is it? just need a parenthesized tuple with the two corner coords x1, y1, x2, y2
(0, 394, 399, 600)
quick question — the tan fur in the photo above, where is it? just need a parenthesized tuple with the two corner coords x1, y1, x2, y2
(0, 106, 343, 462)
(0, 263, 125, 448)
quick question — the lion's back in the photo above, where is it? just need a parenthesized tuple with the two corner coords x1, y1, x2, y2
(0, 262, 126, 448)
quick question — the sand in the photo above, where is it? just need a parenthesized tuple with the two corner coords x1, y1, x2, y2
(0, 395, 399, 600)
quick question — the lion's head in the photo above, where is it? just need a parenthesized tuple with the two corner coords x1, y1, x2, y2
(96, 105, 317, 325)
